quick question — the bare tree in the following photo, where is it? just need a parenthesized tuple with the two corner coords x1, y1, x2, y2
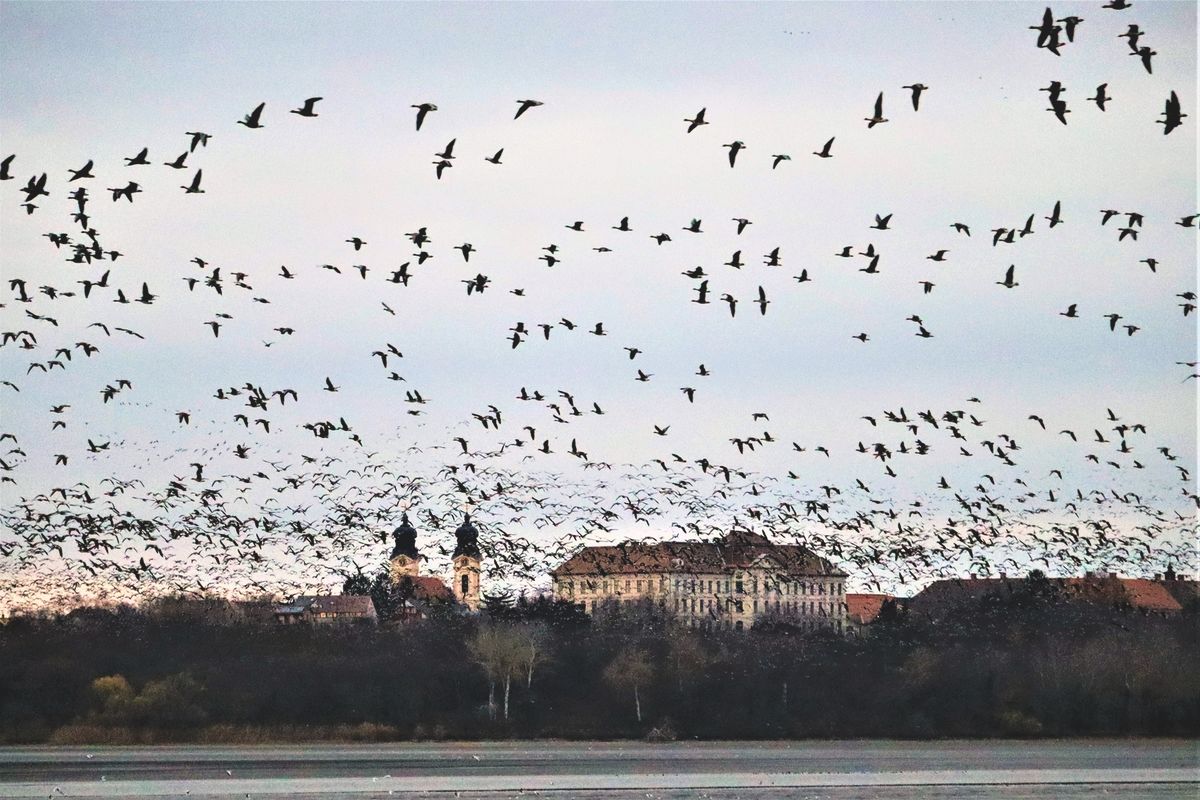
(468, 624, 525, 720)
(516, 623, 550, 690)
(603, 647, 654, 723)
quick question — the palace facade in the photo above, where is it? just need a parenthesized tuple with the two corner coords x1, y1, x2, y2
(551, 529, 849, 632)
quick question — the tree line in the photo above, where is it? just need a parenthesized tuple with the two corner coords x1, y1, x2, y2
(0, 581, 1195, 743)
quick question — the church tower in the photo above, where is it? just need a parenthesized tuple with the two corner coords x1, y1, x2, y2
(452, 513, 482, 612)
(388, 512, 423, 582)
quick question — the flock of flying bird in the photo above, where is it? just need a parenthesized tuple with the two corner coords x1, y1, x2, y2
(0, 2, 1196, 607)
(1029, 4, 1186, 130)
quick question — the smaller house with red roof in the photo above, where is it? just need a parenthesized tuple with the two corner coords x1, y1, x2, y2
(906, 570, 1185, 621)
(846, 593, 895, 634)
(274, 594, 377, 624)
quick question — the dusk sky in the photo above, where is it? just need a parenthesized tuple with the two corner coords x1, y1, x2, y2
(1, 1, 1196, 608)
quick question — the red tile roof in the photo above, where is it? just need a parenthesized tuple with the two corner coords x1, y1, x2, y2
(1117, 579, 1184, 612)
(847, 593, 892, 624)
(410, 576, 453, 602)
(551, 531, 845, 578)
(909, 574, 1183, 616)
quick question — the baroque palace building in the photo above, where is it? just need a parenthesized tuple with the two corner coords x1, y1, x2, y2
(551, 529, 849, 632)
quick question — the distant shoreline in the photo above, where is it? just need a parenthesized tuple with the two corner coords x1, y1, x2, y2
(8, 731, 1200, 747)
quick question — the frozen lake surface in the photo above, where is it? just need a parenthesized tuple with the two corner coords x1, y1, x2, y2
(0, 739, 1195, 798)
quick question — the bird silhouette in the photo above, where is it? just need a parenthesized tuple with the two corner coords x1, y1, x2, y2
(865, 93, 888, 127)
(723, 141, 745, 167)
(514, 99, 544, 119)
(238, 102, 266, 128)
(1158, 91, 1186, 135)
(291, 97, 323, 117)
(902, 83, 928, 110)
(412, 103, 437, 130)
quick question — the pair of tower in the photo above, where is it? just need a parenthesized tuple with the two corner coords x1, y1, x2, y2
(388, 511, 482, 612)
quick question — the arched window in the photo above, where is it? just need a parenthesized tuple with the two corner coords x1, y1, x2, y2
(461, 574, 469, 595)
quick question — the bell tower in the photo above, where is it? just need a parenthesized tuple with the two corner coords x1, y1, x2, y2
(389, 512, 423, 582)
(452, 513, 482, 612)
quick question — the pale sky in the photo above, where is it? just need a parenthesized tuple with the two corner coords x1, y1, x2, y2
(0, 1, 1196, 606)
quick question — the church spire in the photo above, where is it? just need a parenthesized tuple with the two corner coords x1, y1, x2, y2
(453, 513, 481, 558)
(389, 512, 422, 581)
(452, 512, 482, 611)
(390, 512, 419, 560)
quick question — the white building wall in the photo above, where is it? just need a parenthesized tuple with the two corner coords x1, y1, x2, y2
(553, 567, 848, 632)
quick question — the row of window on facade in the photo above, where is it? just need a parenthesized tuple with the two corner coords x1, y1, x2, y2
(674, 597, 842, 616)
(570, 597, 845, 633)
(561, 577, 844, 597)
(572, 596, 844, 617)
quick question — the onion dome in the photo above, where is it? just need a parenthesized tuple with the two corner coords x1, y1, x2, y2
(390, 512, 420, 560)
(453, 513, 481, 559)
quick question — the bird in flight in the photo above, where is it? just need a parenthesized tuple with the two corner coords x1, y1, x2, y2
(1132, 46, 1156, 74)
(1030, 7, 1064, 55)
(1048, 97, 1070, 125)
(412, 102, 437, 130)
(181, 170, 204, 194)
(996, 265, 1019, 288)
(108, 182, 142, 202)
(238, 102, 266, 128)
(684, 108, 708, 133)
(723, 141, 745, 167)
(813, 137, 834, 158)
(1057, 14, 1083, 42)
(68, 160, 95, 181)
(1158, 91, 1186, 135)
(902, 83, 928, 110)
(290, 97, 323, 117)
(185, 131, 212, 152)
(514, 99, 544, 119)
(865, 93, 888, 128)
